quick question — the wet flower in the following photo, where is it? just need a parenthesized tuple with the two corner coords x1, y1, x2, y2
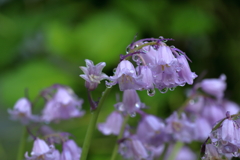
(25, 138, 56, 160)
(114, 89, 146, 115)
(80, 59, 108, 91)
(202, 144, 222, 160)
(42, 86, 84, 122)
(98, 111, 123, 135)
(61, 140, 81, 160)
(8, 97, 36, 124)
(107, 60, 143, 91)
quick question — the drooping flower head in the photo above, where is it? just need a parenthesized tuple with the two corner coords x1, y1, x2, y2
(80, 59, 109, 91)
(61, 139, 82, 160)
(107, 60, 144, 91)
(114, 89, 146, 116)
(98, 111, 123, 135)
(122, 37, 197, 93)
(200, 74, 226, 100)
(25, 138, 56, 160)
(41, 85, 84, 122)
(8, 97, 37, 124)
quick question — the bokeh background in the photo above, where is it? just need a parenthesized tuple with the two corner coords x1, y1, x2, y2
(1, 0, 240, 159)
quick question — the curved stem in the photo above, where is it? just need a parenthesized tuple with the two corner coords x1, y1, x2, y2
(110, 115, 129, 160)
(17, 127, 27, 160)
(80, 87, 111, 160)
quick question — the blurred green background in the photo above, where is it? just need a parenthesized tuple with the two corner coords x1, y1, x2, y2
(1, 0, 240, 159)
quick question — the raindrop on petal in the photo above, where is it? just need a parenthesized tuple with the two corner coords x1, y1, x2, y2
(169, 87, 176, 91)
(160, 88, 168, 94)
(147, 88, 155, 97)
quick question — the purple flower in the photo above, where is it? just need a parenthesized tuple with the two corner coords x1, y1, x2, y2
(98, 111, 123, 135)
(165, 112, 195, 143)
(200, 74, 226, 100)
(137, 66, 155, 94)
(107, 60, 144, 91)
(8, 98, 37, 124)
(137, 114, 165, 143)
(42, 86, 84, 122)
(61, 140, 81, 160)
(177, 55, 197, 85)
(80, 59, 108, 91)
(194, 116, 212, 141)
(119, 136, 152, 160)
(139, 42, 197, 92)
(25, 138, 56, 160)
(202, 144, 222, 160)
(114, 89, 145, 115)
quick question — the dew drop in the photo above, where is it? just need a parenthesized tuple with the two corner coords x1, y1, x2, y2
(232, 152, 239, 157)
(113, 68, 117, 74)
(189, 100, 195, 105)
(159, 36, 164, 39)
(105, 81, 112, 88)
(126, 46, 130, 54)
(170, 45, 175, 48)
(147, 88, 155, 97)
(135, 103, 140, 108)
(169, 87, 176, 91)
(130, 112, 136, 117)
(160, 88, 168, 94)
(134, 44, 139, 48)
(117, 104, 125, 111)
(179, 83, 186, 87)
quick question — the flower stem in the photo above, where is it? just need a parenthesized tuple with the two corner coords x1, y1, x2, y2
(80, 87, 111, 160)
(110, 115, 129, 160)
(167, 141, 183, 160)
(17, 127, 27, 160)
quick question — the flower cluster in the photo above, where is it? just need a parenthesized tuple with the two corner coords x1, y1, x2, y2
(8, 84, 84, 160)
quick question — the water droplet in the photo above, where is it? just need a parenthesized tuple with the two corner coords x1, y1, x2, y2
(170, 45, 175, 48)
(179, 83, 186, 87)
(113, 68, 117, 74)
(130, 112, 136, 117)
(105, 81, 112, 88)
(159, 36, 164, 39)
(189, 100, 195, 105)
(169, 87, 176, 91)
(147, 88, 155, 96)
(160, 88, 168, 94)
(126, 46, 130, 54)
(232, 152, 239, 157)
(135, 103, 140, 108)
(117, 104, 125, 111)
(134, 44, 139, 48)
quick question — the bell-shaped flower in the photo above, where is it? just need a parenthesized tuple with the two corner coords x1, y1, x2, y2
(80, 59, 109, 91)
(114, 89, 146, 115)
(177, 55, 197, 85)
(8, 98, 37, 124)
(119, 136, 152, 160)
(194, 116, 212, 141)
(42, 86, 84, 122)
(137, 66, 154, 91)
(25, 138, 56, 160)
(61, 140, 81, 160)
(200, 74, 226, 100)
(165, 112, 195, 143)
(202, 144, 222, 160)
(98, 111, 123, 135)
(107, 60, 143, 91)
(137, 114, 165, 143)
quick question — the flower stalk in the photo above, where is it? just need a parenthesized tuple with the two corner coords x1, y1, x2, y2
(110, 115, 129, 160)
(80, 87, 111, 160)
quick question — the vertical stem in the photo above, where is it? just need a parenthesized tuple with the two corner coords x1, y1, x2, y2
(159, 143, 169, 160)
(80, 88, 111, 160)
(110, 115, 129, 160)
(167, 141, 183, 160)
(17, 127, 27, 160)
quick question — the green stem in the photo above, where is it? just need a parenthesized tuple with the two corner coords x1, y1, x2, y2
(167, 141, 183, 160)
(80, 87, 111, 160)
(110, 115, 129, 160)
(17, 127, 27, 160)
(159, 143, 169, 160)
